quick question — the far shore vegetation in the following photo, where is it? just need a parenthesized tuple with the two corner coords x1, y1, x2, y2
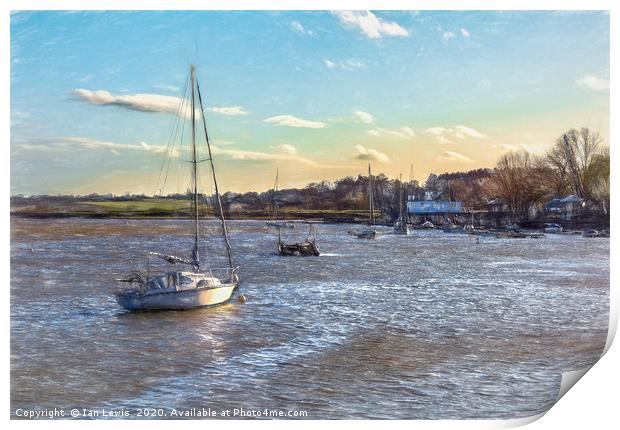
(12, 128, 610, 227)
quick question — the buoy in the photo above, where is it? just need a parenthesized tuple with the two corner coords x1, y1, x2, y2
(237, 294, 247, 303)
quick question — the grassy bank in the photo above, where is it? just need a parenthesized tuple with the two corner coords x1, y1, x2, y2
(10, 198, 374, 222)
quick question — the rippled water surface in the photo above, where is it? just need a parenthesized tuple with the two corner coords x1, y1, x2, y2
(11, 218, 609, 419)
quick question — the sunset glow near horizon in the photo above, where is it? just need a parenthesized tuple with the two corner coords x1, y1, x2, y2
(10, 10, 609, 195)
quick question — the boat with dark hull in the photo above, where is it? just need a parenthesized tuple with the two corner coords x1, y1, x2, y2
(268, 170, 320, 256)
(114, 65, 238, 311)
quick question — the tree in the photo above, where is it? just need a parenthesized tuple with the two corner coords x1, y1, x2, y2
(547, 127, 603, 200)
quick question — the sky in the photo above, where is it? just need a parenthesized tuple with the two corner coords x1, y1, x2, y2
(10, 10, 610, 195)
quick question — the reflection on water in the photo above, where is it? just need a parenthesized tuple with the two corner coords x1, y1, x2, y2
(10, 218, 609, 419)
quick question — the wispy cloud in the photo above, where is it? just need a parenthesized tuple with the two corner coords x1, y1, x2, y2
(367, 126, 415, 140)
(439, 151, 473, 162)
(277, 143, 297, 155)
(72, 89, 197, 118)
(211, 143, 349, 169)
(264, 115, 326, 129)
(460, 28, 470, 38)
(291, 20, 314, 35)
(425, 127, 449, 136)
(332, 11, 409, 39)
(443, 31, 456, 41)
(207, 106, 248, 116)
(353, 110, 374, 124)
(323, 58, 364, 70)
(324, 59, 336, 69)
(492, 143, 519, 152)
(576, 74, 609, 91)
(153, 83, 180, 93)
(14, 136, 169, 156)
(425, 125, 487, 143)
(354, 145, 390, 163)
(453, 125, 487, 139)
(72, 88, 250, 119)
(435, 136, 454, 145)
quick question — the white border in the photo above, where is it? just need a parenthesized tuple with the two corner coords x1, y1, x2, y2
(3, 1, 616, 429)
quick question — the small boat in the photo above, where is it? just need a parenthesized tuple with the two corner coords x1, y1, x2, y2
(495, 231, 527, 238)
(393, 174, 410, 235)
(350, 164, 379, 239)
(544, 223, 563, 234)
(277, 223, 320, 256)
(583, 229, 600, 238)
(114, 65, 238, 311)
(443, 221, 464, 233)
(268, 170, 320, 256)
(266, 168, 295, 230)
(420, 220, 434, 229)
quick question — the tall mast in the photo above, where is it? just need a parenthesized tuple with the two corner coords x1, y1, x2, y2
(399, 173, 403, 220)
(273, 168, 279, 219)
(368, 164, 375, 225)
(190, 65, 200, 267)
(195, 68, 235, 269)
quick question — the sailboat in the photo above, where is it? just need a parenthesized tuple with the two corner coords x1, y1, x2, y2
(114, 65, 238, 311)
(266, 168, 294, 230)
(349, 164, 378, 239)
(267, 169, 320, 256)
(393, 174, 410, 234)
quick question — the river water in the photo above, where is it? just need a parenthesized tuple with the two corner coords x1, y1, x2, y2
(10, 218, 609, 419)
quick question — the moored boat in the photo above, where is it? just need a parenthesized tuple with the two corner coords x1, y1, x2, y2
(350, 164, 379, 239)
(114, 65, 238, 311)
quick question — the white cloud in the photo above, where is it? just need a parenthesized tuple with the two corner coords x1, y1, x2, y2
(291, 20, 305, 33)
(211, 144, 348, 169)
(73, 88, 248, 119)
(277, 144, 297, 155)
(367, 127, 415, 140)
(492, 143, 519, 152)
(426, 125, 486, 142)
(354, 145, 390, 163)
(324, 58, 364, 70)
(14, 136, 171, 156)
(78, 137, 168, 154)
(576, 74, 609, 91)
(332, 10, 409, 39)
(207, 106, 248, 116)
(435, 136, 454, 145)
(454, 125, 487, 139)
(439, 151, 473, 162)
(425, 127, 449, 136)
(153, 83, 180, 92)
(443, 31, 456, 41)
(72, 89, 198, 118)
(400, 127, 416, 137)
(460, 28, 470, 38)
(264, 115, 326, 129)
(353, 110, 374, 124)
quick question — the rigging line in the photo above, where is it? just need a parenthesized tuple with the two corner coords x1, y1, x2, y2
(195, 75, 235, 270)
(157, 74, 191, 194)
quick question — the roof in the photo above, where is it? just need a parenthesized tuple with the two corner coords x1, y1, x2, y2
(560, 194, 583, 203)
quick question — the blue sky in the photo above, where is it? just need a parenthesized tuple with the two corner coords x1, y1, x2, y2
(10, 10, 609, 195)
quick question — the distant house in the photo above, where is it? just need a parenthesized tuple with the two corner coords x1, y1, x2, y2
(407, 191, 463, 214)
(545, 195, 584, 220)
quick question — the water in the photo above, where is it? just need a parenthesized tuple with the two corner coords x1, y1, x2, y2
(10, 218, 609, 419)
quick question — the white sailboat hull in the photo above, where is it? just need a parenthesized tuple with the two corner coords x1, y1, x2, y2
(115, 283, 237, 311)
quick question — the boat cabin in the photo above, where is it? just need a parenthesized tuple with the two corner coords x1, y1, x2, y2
(144, 271, 222, 293)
